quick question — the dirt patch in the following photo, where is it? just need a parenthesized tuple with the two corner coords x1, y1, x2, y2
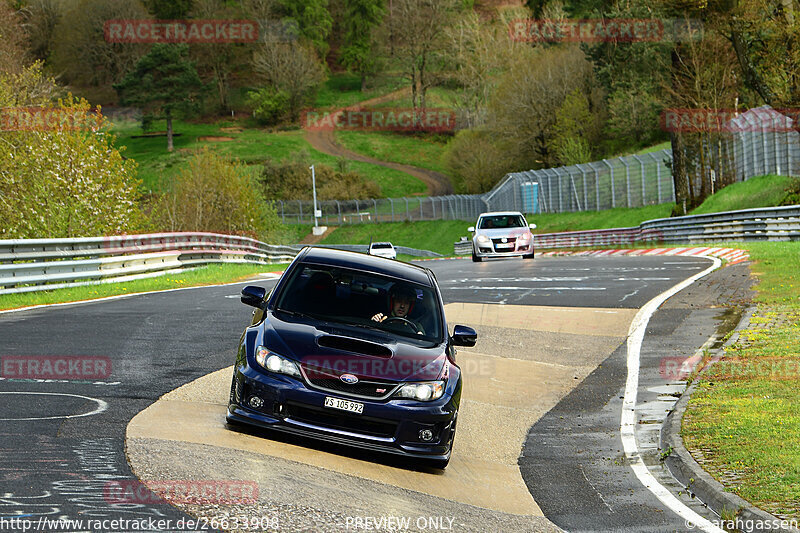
(198, 136, 234, 142)
(220, 127, 243, 133)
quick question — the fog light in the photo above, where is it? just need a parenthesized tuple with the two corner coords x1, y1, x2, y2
(419, 429, 434, 442)
(249, 396, 264, 409)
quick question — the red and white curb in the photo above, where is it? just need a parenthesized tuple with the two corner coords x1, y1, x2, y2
(539, 247, 749, 265)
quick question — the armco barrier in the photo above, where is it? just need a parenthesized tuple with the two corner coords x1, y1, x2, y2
(0, 232, 441, 295)
(454, 205, 800, 254)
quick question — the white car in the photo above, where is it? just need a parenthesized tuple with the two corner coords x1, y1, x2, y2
(368, 241, 397, 259)
(468, 211, 536, 262)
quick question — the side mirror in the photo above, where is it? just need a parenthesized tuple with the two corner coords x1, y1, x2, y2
(452, 325, 477, 347)
(241, 285, 267, 308)
(529, 223, 537, 229)
(467, 226, 475, 233)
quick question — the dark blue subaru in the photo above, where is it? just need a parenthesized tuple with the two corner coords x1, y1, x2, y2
(227, 247, 476, 469)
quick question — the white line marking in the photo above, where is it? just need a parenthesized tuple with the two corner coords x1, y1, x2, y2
(0, 392, 108, 421)
(621, 255, 724, 533)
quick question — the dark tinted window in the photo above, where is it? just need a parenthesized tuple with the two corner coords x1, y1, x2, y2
(479, 215, 525, 229)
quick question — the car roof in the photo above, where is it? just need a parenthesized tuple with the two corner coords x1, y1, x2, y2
(370, 241, 393, 246)
(478, 211, 524, 217)
(299, 247, 431, 286)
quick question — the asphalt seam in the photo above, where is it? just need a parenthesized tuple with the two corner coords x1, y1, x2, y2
(661, 305, 800, 533)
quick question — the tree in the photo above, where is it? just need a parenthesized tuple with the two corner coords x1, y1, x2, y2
(549, 89, 599, 165)
(0, 68, 145, 238)
(276, 0, 333, 57)
(382, 0, 460, 112)
(444, 129, 517, 193)
(340, 0, 385, 91)
(50, 0, 149, 87)
(0, 1, 27, 74)
(252, 40, 326, 121)
(115, 44, 203, 152)
(19, 0, 62, 63)
(152, 149, 282, 240)
(487, 45, 601, 169)
(143, 0, 194, 19)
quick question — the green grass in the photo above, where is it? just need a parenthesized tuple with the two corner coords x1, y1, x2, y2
(312, 72, 406, 109)
(112, 119, 426, 197)
(529, 203, 674, 234)
(334, 131, 450, 174)
(682, 241, 800, 519)
(320, 220, 474, 256)
(690, 175, 799, 215)
(0, 263, 289, 311)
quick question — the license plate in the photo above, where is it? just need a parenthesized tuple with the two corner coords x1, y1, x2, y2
(496, 243, 514, 249)
(324, 396, 364, 414)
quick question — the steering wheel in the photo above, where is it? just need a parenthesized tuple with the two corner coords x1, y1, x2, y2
(383, 316, 421, 334)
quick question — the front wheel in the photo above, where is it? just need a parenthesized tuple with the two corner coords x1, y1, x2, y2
(524, 251, 535, 259)
(471, 249, 482, 262)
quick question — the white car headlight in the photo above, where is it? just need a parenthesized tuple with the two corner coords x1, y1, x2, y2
(476, 235, 490, 244)
(255, 346, 301, 378)
(394, 381, 445, 401)
(518, 233, 531, 241)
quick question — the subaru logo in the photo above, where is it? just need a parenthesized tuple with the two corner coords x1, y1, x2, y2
(340, 374, 359, 384)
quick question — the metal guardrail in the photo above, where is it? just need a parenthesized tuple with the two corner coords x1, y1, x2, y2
(0, 232, 440, 295)
(454, 205, 800, 254)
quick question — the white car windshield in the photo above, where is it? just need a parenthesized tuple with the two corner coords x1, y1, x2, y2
(478, 215, 525, 229)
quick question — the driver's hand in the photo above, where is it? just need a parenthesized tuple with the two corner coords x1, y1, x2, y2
(371, 313, 386, 322)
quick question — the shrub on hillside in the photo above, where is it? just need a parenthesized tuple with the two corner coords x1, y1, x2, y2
(151, 149, 282, 240)
(259, 159, 380, 201)
(0, 67, 147, 238)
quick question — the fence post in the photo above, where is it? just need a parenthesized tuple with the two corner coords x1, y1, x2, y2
(578, 164, 589, 211)
(279, 200, 285, 223)
(621, 157, 631, 207)
(373, 199, 378, 223)
(557, 168, 564, 212)
(336, 200, 341, 224)
(602, 159, 615, 209)
(593, 163, 600, 210)
(568, 170, 581, 211)
(404, 197, 409, 221)
(389, 198, 395, 222)
(651, 153, 662, 204)
(632, 154, 646, 205)
(419, 198, 423, 219)
(298, 200, 303, 224)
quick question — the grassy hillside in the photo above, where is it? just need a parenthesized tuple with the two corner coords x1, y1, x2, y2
(112, 119, 426, 197)
(690, 174, 799, 215)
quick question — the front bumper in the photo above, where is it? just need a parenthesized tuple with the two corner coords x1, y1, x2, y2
(473, 240, 533, 259)
(227, 366, 457, 460)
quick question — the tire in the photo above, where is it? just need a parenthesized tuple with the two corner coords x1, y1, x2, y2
(524, 251, 535, 259)
(471, 249, 482, 262)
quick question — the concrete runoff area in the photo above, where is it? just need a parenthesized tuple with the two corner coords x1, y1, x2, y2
(126, 303, 637, 530)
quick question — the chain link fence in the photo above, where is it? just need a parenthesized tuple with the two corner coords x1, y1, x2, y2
(275, 107, 799, 224)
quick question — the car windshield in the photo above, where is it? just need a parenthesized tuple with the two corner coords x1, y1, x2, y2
(274, 264, 442, 342)
(479, 215, 525, 229)
(372, 243, 392, 249)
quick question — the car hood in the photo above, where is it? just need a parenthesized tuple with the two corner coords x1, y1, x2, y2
(475, 228, 531, 238)
(262, 312, 446, 382)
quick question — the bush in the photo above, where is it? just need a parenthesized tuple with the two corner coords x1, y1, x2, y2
(247, 87, 290, 125)
(151, 149, 282, 240)
(444, 129, 515, 194)
(259, 158, 380, 201)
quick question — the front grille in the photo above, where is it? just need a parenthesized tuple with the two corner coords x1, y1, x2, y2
(302, 365, 399, 399)
(287, 403, 397, 438)
(491, 237, 516, 245)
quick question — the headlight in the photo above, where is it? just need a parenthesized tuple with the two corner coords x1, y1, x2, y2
(476, 235, 490, 244)
(518, 233, 531, 241)
(394, 381, 445, 401)
(254, 346, 301, 378)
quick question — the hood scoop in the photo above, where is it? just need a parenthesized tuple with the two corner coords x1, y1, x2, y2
(318, 335, 393, 358)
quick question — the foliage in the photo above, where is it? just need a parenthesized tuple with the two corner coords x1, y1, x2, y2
(114, 44, 204, 151)
(259, 158, 380, 201)
(143, 0, 193, 18)
(0, 74, 145, 238)
(549, 89, 599, 165)
(0, 1, 26, 74)
(18, 0, 61, 63)
(49, 0, 149, 87)
(276, 0, 333, 57)
(340, 0, 385, 90)
(247, 87, 290, 125)
(151, 149, 282, 240)
(444, 129, 515, 193)
(252, 40, 326, 121)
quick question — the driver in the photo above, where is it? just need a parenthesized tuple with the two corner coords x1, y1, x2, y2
(371, 284, 425, 334)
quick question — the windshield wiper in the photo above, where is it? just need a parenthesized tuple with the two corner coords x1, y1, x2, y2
(274, 308, 318, 321)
